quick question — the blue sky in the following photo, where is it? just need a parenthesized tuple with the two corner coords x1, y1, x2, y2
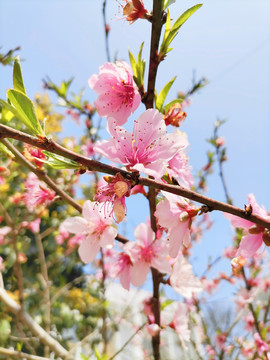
(1, 0, 270, 300)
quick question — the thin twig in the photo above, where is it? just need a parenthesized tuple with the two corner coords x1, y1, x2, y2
(35, 233, 51, 357)
(108, 322, 146, 360)
(102, 0, 111, 62)
(0, 287, 69, 359)
(0, 347, 49, 360)
(1, 138, 82, 213)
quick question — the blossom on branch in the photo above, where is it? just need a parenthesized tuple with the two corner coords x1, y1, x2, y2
(95, 109, 188, 179)
(0, 226, 11, 245)
(224, 193, 270, 267)
(155, 192, 199, 257)
(23, 173, 55, 212)
(168, 302, 190, 349)
(170, 254, 202, 298)
(94, 173, 131, 223)
(61, 200, 117, 263)
(88, 61, 141, 125)
(128, 223, 171, 286)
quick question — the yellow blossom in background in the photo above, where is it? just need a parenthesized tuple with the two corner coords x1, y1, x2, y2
(67, 288, 98, 313)
(35, 93, 64, 135)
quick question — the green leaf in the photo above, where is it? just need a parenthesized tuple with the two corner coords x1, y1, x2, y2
(42, 151, 80, 169)
(161, 299, 174, 310)
(171, 4, 202, 34)
(137, 41, 144, 63)
(80, 355, 89, 360)
(160, 4, 202, 56)
(155, 76, 176, 111)
(59, 78, 73, 97)
(7, 89, 44, 135)
(163, 98, 183, 113)
(128, 50, 137, 77)
(93, 347, 108, 360)
(0, 105, 15, 124)
(13, 57, 26, 94)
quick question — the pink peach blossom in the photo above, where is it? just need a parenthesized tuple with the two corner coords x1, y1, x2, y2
(23, 173, 55, 212)
(167, 151, 194, 188)
(169, 302, 190, 349)
(61, 200, 117, 263)
(0, 226, 11, 245)
(94, 173, 131, 223)
(89, 61, 141, 125)
(224, 193, 270, 259)
(128, 223, 171, 287)
(170, 254, 202, 298)
(155, 192, 198, 257)
(81, 139, 95, 158)
(95, 109, 188, 179)
(112, 248, 133, 290)
(254, 333, 269, 356)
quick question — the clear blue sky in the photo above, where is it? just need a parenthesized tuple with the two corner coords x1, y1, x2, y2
(1, 0, 270, 300)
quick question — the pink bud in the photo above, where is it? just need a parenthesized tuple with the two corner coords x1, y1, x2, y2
(146, 323, 161, 337)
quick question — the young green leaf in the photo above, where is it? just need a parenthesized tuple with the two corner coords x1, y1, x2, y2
(160, 4, 202, 57)
(7, 89, 44, 135)
(155, 76, 176, 111)
(128, 50, 137, 77)
(0, 105, 15, 124)
(13, 57, 26, 94)
(42, 151, 80, 170)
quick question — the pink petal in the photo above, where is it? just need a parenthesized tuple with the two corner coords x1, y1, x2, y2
(236, 233, 263, 258)
(99, 226, 117, 248)
(120, 267, 130, 290)
(224, 212, 254, 230)
(78, 235, 100, 263)
(134, 223, 154, 246)
(82, 200, 95, 222)
(130, 260, 150, 286)
(61, 217, 88, 234)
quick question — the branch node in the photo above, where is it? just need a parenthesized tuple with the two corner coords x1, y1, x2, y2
(244, 204, 253, 217)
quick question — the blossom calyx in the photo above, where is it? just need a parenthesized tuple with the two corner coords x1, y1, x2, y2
(163, 103, 187, 127)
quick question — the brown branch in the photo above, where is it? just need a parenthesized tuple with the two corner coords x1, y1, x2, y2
(0, 287, 69, 359)
(1, 137, 130, 245)
(0, 124, 269, 230)
(35, 233, 51, 357)
(1, 138, 82, 213)
(0, 347, 49, 360)
(144, 0, 164, 109)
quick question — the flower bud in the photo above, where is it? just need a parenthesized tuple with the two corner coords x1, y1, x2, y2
(114, 181, 129, 198)
(231, 256, 247, 275)
(113, 199, 126, 224)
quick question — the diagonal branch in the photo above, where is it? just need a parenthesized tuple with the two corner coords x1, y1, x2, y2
(0, 137, 129, 244)
(0, 124, 269, 230)
(0, 347, 49, 360)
